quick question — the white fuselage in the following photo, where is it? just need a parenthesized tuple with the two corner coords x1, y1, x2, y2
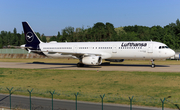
(39, 41, 175, 60)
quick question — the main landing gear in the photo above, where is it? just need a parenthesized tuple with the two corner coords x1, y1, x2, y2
(151, 59, 155, 68)
(77, 63, 84, 67)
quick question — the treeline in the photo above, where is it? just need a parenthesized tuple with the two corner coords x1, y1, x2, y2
(0, 19, 180, 49)
(0, 29, 47, 48)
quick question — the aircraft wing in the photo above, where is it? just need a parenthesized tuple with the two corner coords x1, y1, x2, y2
(30, 49, 112, 59)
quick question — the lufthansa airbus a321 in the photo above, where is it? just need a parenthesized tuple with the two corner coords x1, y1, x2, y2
(20, 22, 175, 68)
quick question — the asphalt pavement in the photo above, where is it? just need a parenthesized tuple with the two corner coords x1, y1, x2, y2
(0, 62, 180, 72)
(0, 93, 175, 110)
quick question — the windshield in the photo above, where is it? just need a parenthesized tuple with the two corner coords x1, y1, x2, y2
(159, 46, 169, 49)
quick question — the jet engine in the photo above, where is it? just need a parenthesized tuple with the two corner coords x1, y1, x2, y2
(82, 56, 102, 65)
(105, 59, 124, 62)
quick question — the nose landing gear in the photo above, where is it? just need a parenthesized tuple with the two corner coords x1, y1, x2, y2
(151, 59, 155, 68)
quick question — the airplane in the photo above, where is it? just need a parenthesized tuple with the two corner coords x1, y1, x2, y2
(20, 22, 175, 68)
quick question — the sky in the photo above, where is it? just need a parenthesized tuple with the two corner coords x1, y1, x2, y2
(0, 0, 180, 36)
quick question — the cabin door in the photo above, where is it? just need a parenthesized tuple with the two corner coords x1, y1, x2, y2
(148, 43, 153, 53)
(112, 45, 117, 53)
(73, 45, 78, 52)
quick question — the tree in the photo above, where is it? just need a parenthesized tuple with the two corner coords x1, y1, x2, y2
(62, 26, 74, 42)
(1, 31, 8, 46)
(92, 22, 106, 41)
(49, 36, 57, 41)
(41, 34, 47, 42)
(175, 19, 180, 35)
(0, 34, 3, 48)
(57, 31, 67, 42)
(105, 22, 116, 40)
(0, 20, 180, 49)
(115, 27, 126, 35)
(85, 27, 93, 41)
(35, 32, 42, 40)
(16, 33, 21, 46)
(12, 28, 18, 46)
(20, 32, 25, 44)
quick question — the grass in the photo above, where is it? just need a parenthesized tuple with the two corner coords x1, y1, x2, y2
(0, 68, 180, 108)
(0, 58, 180, 108)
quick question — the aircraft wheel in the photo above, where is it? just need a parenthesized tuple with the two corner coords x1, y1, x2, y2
(77, 63, 81, 67)
(77, 63, 84, 67)
(151, 64, 155, 68)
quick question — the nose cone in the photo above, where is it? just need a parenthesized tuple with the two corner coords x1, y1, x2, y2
(169, 49, 175, 57)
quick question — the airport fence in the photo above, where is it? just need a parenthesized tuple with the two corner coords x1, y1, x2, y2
(0, 49, 47, 59)
(0, 49, 28, 54)
(0, 86, 180, 110)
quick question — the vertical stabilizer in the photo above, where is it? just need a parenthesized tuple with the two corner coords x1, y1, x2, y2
(22, 22, 42, 50)
(22, 22, 42, 46)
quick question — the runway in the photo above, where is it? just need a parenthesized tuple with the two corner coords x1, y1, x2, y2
(0, 62, 180, 72)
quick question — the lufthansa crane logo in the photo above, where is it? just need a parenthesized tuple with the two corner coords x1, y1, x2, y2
(26, 32, 34, 42)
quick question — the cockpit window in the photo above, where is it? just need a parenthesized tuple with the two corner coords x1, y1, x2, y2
(159, 46, 169, 49)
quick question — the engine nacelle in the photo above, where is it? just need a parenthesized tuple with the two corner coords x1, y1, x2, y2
(105, 59, 124, 62)
(82, 56, 102, 65)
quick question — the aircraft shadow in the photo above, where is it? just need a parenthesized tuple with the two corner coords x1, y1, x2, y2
(28, 62, 101, 68)
(101, 63, 169, 67)
(30, 62, 77, 66)
(27, 62, 170, 68)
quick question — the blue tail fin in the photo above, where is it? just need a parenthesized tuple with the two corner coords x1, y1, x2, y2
(22, 22, 42, 49)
